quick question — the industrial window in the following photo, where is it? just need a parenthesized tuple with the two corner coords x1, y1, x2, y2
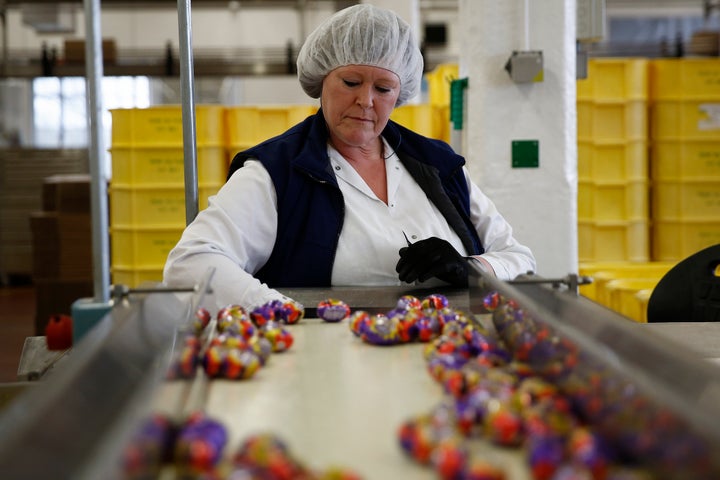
(32, 76, 150, 149)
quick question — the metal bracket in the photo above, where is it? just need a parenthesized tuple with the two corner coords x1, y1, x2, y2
(509, 272, 593, 295)
(109, 284, 200, 302)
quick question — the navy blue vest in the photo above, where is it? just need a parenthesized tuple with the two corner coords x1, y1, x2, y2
(228, 109, 484, 287)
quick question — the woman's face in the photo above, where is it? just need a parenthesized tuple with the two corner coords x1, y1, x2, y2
(321, 65, 401, 151)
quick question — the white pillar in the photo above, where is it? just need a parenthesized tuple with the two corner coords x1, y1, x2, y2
(458, 0, 577, 278)
(363, 0, 421, 44)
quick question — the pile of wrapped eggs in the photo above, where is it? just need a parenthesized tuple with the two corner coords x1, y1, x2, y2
(168, 299, 303, 381)
(396, 291, 660, 480)
(349, 294, 455, 346)
(122, 413, 362, 480)
(122, 411, 227, 478)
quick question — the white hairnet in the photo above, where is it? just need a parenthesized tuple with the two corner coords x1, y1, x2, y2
(296, 4, 424, 107)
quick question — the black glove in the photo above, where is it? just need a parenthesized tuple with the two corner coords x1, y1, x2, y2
(396, 237, 469, 287)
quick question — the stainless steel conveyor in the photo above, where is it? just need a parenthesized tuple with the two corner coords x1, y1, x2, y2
(0, 266, 719, 478)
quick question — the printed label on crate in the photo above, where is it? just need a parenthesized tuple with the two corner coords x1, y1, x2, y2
(705, 153, 720, 172)
(697, 189, 720, 208)
(148, 117, 182, 135)
(699, 103, 720, 131)
(697, 68, 720, 89)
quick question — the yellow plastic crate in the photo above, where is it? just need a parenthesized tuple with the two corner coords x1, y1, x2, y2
(651, 140, 720, 181)
(650, 59, 720, 100)
(111, 226, 183, 267)
(110, 183, 221, 228)
(225, 105, 318, 146)
(390, 104, 448, 141)
(578, 180, 649, 222)
(577, 100, 648, 142)
(111, 146, 228, 185)
(111, 266, 164, 288)
(578, 220, 649, 263)
(577, 140, 648, 183)
(650, 100, 720, 141)
(634, 288, 653, 323)
(425, 63, 459, 106)
(652, 180, 720, 220)
(111, 105, 225, 147)
(578, 261, 674, 300)
(652, 219, 720, 262)
(583, 266, 669, 304)
(605, 278, 660, 322)
(577, 58, 649, 102)
(435, 105, 451, 143)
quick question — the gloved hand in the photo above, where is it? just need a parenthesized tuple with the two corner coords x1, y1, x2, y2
(396, 237, 469, 287)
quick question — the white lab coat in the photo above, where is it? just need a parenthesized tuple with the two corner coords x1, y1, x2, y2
(164, 139, 536, 311)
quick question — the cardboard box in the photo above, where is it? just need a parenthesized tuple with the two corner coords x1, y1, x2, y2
(42, 174, 91, 213)
(64, 39, 117, 64)
(30, 211, 92, 281)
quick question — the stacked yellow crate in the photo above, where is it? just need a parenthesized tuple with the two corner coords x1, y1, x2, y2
(578, 261, 675, 322)
(649, 59, 720, 261)
(225, 105, 319, 161)
(109, 105, 226, 287)
(425, 63, 459, 107)
(577, 58, 651, 263)
(422, 63, 458, 143)
(390, 104, 449, 142)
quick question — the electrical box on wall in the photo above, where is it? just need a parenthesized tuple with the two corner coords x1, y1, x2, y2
(504, 51, 544, 83)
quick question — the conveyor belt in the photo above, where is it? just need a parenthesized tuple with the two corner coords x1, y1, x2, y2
(2, 267, 720, 478)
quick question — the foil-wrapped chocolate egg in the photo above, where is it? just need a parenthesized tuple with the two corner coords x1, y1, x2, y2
(267, 299, 305, 325)
(174, 412, 227, 471)
(248, 336, 273, 365)
(202, 345, 225, 378)
(396, 295, 422, 311)
(398, 415, 442, 465)
(250, 304, 275, 328)
(568, 427, 614, 478)
(193, 307, 211, 335)
(261, 321, 294, 352)
(482, 291, 503, 312)
(122, 414, 176, 476)
(527, 434, 565, 480)
(431, 435, 469, 480)
(483, 399, 524, 447)
(348, 310, 371, 337)
(421, 294, 449, 310)
(395, 309, 421, 343)
(361, 314, 401, 346)
(427, 353, 468, 385)
(167, 335, 200, 380)
(416, 310, 443, 342)
(232, 433, 309, 479)
(224, 349, 261, 380)
(317, 298, 351, 323)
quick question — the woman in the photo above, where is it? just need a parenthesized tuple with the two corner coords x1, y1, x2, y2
(163, 4, 535, 311)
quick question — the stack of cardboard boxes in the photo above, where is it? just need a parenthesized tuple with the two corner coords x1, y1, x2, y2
(30, 174, 93, 335)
